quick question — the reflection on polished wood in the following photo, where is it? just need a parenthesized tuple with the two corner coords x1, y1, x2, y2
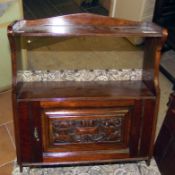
(9, 13, 164, 37)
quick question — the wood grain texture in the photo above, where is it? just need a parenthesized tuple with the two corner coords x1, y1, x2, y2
(16, 81, 155, 101)
(8, 13, 164, 37)
(17, 102, 43, 163)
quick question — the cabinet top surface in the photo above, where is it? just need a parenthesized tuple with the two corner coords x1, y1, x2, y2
(8, 13, 165, 37)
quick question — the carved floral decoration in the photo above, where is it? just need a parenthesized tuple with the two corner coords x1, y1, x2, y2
(51, 117, 123, 144)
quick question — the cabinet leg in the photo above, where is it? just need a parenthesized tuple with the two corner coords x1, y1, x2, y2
(146, 159, 151, 166)
(19, 165, 23, 173)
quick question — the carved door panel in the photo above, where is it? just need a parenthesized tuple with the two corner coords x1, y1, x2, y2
(42, 107, 133, 162)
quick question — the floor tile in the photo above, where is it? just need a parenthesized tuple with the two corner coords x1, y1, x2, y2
(0, 126, 16, 166)
(0, 91, 13, 125)
(6, 122, 15, 148)
(0, 162, 14, 175)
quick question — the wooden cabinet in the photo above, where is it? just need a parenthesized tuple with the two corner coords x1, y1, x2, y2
(8, 13, 167, 170)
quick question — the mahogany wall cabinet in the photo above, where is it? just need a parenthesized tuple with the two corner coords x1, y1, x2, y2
(8, 13, 167, 170)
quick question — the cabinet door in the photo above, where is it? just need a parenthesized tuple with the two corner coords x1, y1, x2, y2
(17, 99, 155, 164)
(42, 107, 133, 163)
(17, 102, 43, 163)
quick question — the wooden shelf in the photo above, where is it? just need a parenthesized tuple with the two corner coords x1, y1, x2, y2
(8, 13, 164, 37)
(17, 80, 155, 101)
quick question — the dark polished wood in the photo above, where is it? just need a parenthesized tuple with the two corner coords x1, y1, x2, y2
(8, 13, 166, 171)
(8, 13, 164, 37)
(17, 81, 155, 101)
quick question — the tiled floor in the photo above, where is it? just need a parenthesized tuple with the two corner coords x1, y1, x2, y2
(0, 90, 16, 175)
